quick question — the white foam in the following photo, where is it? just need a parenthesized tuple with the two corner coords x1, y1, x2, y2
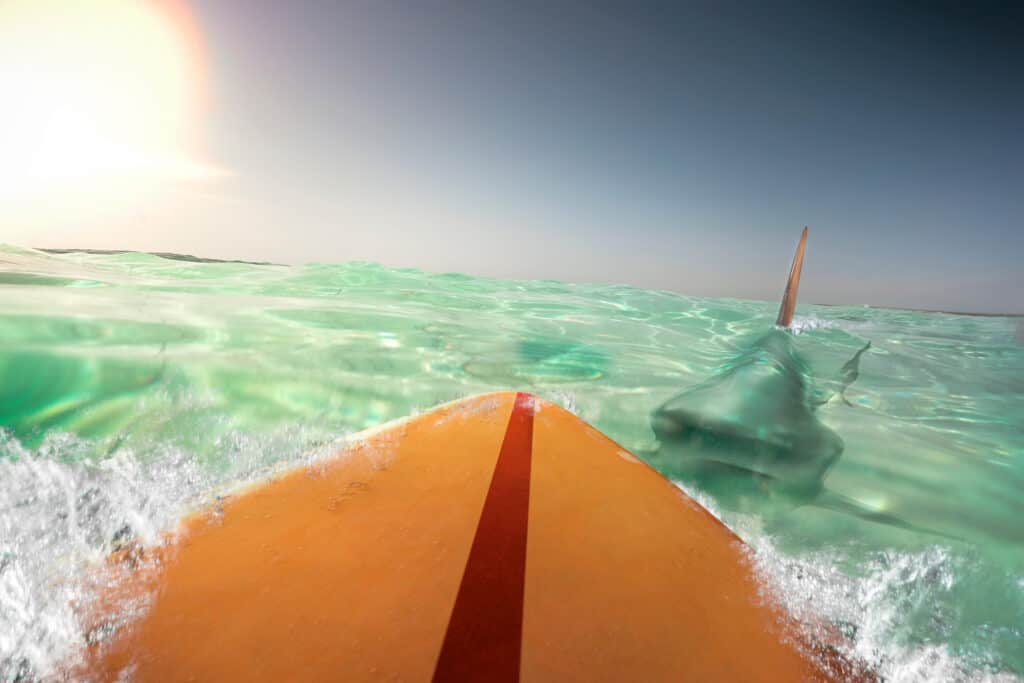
(672, 481, 1022, 682)
(0, 438, 189, 679)
(789, 315, 838, 335)
(543, 390, 580, 416)
(0, 426, 347, 681)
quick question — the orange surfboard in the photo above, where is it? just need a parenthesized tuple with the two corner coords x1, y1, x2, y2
(75, 392, 868, 681)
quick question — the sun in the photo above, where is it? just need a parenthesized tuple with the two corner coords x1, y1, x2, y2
(0, 0, 220, 197)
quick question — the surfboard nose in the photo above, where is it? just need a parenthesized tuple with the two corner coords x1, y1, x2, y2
(76, 392, 870, 682)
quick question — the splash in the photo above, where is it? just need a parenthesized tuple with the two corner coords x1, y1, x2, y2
(0, 424, 348, 680)
(676, 482, 1024, 681)
(790, 315, 838, 335)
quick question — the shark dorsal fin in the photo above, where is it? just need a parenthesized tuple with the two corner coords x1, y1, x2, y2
(776, 226, 808, 328)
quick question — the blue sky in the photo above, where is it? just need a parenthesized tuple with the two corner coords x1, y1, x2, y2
(7, 0, 1022, 313)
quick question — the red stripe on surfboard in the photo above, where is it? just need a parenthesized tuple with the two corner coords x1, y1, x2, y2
(432, 392, 535, 683)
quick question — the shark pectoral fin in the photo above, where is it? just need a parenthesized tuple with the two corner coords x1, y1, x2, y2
(836, 341, 872, 405)
(775, 226, 808, 328)
(813, 490, 964, 543)
(841, 341, 872, 375)
(814, 341, 874, 408)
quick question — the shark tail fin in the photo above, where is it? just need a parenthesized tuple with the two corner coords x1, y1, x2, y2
(776, 226, 808, 328)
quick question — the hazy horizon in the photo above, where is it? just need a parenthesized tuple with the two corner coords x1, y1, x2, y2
(3, 1, 1021, 314)
(13, 241, 1021, 317)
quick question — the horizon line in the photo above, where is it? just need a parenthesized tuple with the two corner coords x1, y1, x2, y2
(21, 244, 1024, 319)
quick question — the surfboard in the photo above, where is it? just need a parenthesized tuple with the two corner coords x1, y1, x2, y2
(76, 392, 869, 682)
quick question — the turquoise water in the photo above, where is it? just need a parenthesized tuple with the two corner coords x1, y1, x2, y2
(1, 244, 1021, 680)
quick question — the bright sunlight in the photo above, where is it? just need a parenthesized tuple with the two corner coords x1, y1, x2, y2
(0, 0, 219, 198)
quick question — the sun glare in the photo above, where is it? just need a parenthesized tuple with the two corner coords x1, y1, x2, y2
(0, 0, 220, 198)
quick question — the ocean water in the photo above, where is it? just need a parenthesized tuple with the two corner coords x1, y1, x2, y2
(1, 244, 1021, 681)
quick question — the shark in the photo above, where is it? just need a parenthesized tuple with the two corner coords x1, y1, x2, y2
(650, 228, 940, 534)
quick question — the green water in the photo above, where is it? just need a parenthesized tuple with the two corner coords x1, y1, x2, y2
(1, 244, 1022, 680)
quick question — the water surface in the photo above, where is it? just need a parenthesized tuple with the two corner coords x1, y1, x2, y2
(1, 245, 1021, 680)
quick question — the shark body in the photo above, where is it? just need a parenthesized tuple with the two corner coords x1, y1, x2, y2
(650, 328, 872, 514)
(650, 228, 945, 535)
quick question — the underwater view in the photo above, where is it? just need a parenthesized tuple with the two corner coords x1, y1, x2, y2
(1, 244, 1021, 681)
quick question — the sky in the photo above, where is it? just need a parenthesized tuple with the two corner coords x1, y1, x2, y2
(2, 0, 1021, 313)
